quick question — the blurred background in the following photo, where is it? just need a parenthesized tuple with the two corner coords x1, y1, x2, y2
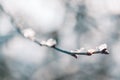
(0, 0, 120, 80)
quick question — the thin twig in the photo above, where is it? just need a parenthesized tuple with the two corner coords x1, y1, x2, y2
(34, 39, 109, 59)
(19, 28, 110, 59)
(19, 27, 110, 59)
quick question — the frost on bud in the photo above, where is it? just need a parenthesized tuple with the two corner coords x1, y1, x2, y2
(22, 28, 36, 41)
(40, 39, 57, 47)
(98, 44, 109, 54)
(87, 49, 96, 55)
(88, 49, 95, 53)
(98, 44, 107, 51)
(70, 48, 85, 53)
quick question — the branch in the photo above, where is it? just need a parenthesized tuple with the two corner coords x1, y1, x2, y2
(19, 28, 110, 58)
(0, 6, 109, 59)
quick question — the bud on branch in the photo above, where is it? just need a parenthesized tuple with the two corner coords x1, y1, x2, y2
(22, 28, 36, 41)
(40, 39, 57, 47)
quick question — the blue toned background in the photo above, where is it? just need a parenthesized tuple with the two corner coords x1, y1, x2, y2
(0, 0, 120, 80)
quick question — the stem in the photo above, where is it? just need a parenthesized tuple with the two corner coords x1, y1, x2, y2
(15, 26, 109, 59)
(34, 40, 42, 46)
(33, 39, 109, 58)
(52, 46, 78, 58)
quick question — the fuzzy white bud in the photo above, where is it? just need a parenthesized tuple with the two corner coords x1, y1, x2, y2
(98, 44, 107, 51)
(87, 49, 95, 53)
(40, 39, 56, 47)
(22, 28, 36, 41)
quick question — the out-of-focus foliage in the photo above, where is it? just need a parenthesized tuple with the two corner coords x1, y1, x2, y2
(0, 0, 120, 80)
